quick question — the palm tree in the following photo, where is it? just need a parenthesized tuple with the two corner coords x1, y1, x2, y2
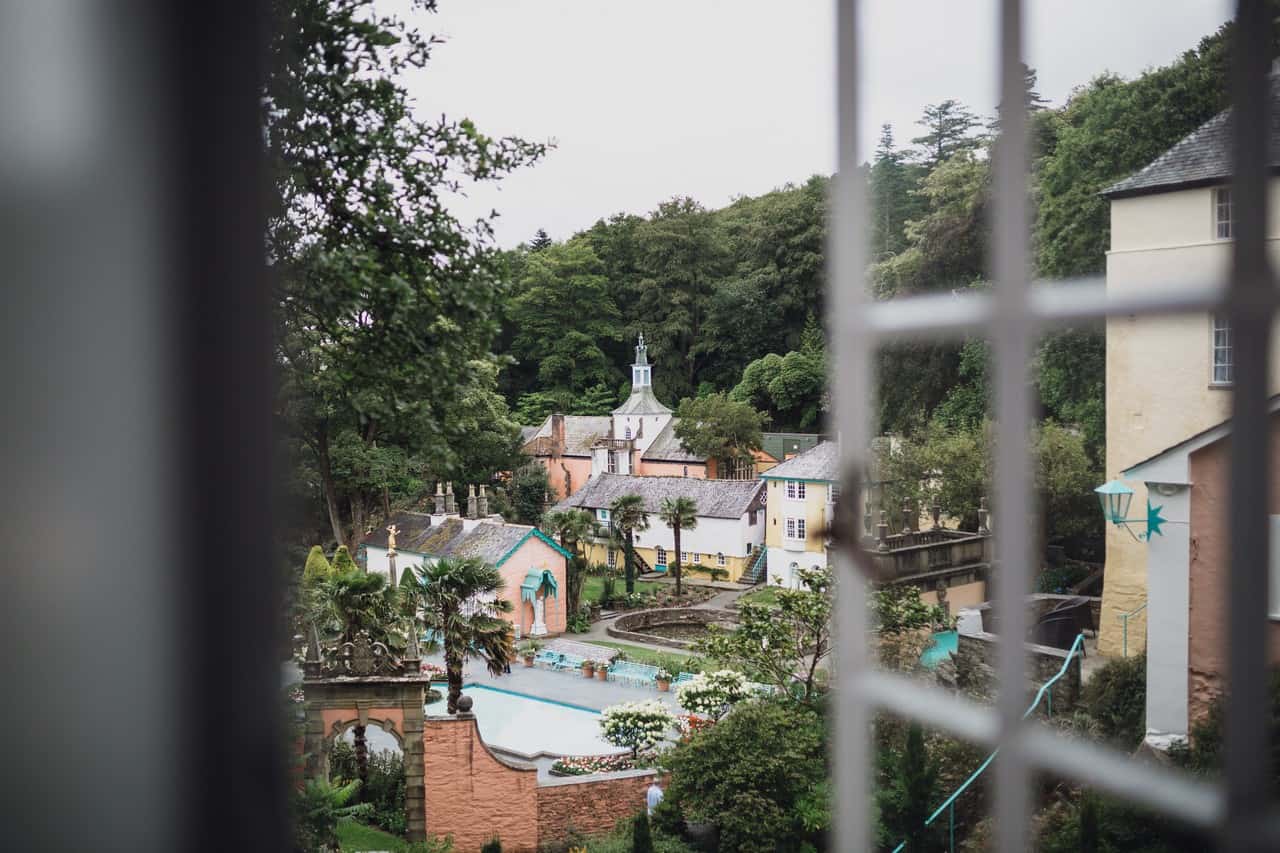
(545, 508, 595, 614)
(609, 494, 649, 594)
(409, 556, 514, 714)
(659, 496, 699, 597)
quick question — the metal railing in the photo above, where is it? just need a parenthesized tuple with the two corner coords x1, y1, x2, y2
(1119, 601, 1148, 659)
(890, 634, 1087, 853)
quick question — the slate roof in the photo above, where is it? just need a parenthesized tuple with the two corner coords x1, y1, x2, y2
(640, 419, 705, 462)
(523, 415, 612, 457)
(553, 473, 764, 519)
(519, 425, 539, 445)
(1103, 72, 1280, 199)
(364, 511, 538, 564)
(760, 432, 822, 463)
(613, 385, 672, 416)
(761, 440, 839, 482)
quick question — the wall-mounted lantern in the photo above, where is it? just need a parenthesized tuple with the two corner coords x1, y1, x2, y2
(1094, 479, 1168, 541)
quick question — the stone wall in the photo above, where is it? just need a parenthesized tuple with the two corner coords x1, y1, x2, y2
(422, 714, 657, 852)
(608, 607, 737, 650)
(536, 770, 658, 844)
(943, 632, 1083, 713)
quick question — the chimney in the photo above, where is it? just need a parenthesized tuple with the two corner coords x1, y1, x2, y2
(467, 483, 478, 519)
(550, 413, 566, 455)
(478, 484, 489, 517)
(433, 481, 446, 515)
(445, 482, 456, 515)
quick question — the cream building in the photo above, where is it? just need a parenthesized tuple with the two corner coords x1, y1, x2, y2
(762, 441, 839, 588)
(1100, 90, 1280, 655)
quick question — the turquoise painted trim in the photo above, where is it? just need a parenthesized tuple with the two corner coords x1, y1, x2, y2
(438, 682, 606, 714)
(890, 633, 1087, 853)
(496, 527, 573, 567)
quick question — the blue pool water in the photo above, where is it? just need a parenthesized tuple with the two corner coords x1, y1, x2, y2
(425, 684, 627, 758)
(920, 630, 958, 668)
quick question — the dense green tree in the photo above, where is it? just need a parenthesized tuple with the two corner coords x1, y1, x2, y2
(869, 125, 924, 260)
(510, 240, 624, 397)
(529, 228, 552, 251)
(505, 464, 549, 525)
(632, 811, 654, 853)
(660, 698, 828, 853)
(269, 0, 546, 550)
(911, 99, 982, 169)
(544, 508, 595, 614)
(331, 545, 358, 575)
(422, 359, 523, 484)
(304, 545, 332, 582)
(658, 497, 698, 597)
(672, 393, 768, 476)
(878, 723, 941, 851)
(409, 556, 514, 714)
(731, 318, 827, 432)
(609, 494, 649, 594)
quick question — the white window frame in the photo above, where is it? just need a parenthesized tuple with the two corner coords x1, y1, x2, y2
(606, 547, 617, 569)
(654, 546, 666, 567)
(716, 552, 726, 567)
(828, 2, 1274, 850)
(606, 451, 617, 474)
(1212, 314, 1233, 386)
(1215, 186, 1234, 240)
(597, 508, 609, 523)
(829, 482, 841, 504)
(785, 517, 806, 542)
(680, 551, 691, 564)
(785, 479, 806, 500)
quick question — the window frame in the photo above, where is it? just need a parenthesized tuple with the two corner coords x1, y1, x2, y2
(785, 516, 806, 542)
(1215, 186, 1234, 240)
(654, 546, 667, 567)
(785, 479, 806, 500)
(1211, 313, 1234, 386)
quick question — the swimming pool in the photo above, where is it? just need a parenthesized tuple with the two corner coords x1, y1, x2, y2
(426, 684, 627, 759)
(920, 630, 958, 668)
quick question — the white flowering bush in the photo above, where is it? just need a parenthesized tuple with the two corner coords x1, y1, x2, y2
(674, 669, 750, 719)
(599, 700, 676, 756)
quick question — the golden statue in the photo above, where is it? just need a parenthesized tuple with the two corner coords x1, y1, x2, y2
(387, 523, 400, 552)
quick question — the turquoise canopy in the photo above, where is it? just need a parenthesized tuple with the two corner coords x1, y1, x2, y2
(520, 567, 558, 603)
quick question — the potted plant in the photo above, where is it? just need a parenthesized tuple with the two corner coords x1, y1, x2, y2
(655, 668, 673, 692)
(518, 640, 541, 667)
(581, 659, 596, 678)
(595, 659, 610, 681)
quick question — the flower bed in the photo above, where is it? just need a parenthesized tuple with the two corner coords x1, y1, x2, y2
(548, 754, 637, 776)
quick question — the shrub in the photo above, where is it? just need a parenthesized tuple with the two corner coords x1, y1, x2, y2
(674, 670, 750, 719)
(1082, 654, 1146, 748)
(632, 811, 654, 853)
(549, 754, 634, 776)
(567, 609, 592, 633)
(292, 778, 371, 852)
(661, 698, 827, 853)
(481, 838, 503, 853)
(331, 544, 358, 573)
(600, 701, 676, 757)
(600, 574, 617, 606)
(304, 544, 332, 581)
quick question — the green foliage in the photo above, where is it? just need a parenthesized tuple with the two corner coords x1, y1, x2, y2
(673, 670, 750, 719)
(1171, 668, 1280, 786)
(1079, 792, 1100, 853)
(408, 557, 515, 714)
(507, 464, 549, 525)
(877, 723, 942, 852)
(1034, 789, 1208, 853)
(545, 508, 595, 612)
(672, 393, 767, 469)
(698, 567, 832, 701)
(661, 697, 828, 853)
(872, 585, 949, 634)
(305, 545, 333, 581)
(329, 742, 405, 836)
(293, 778, 371, 852)
(631, 811, 653, 853)
(732, 342, 827, 433)
(529, 229, 552, 252)
(269, 0, 546, 550)
(305, 563, 401, 648)
(481, 837, 503, 853)
(610, 494, 650, 594)
(911, 100, 982, 169)
(658, 497, 698, 596)
(599, 700, 676, 757)
(332, 546, 357, 574)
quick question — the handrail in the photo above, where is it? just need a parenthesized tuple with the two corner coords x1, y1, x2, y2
(890, 633, 1086, 852)
(1119, 601, 1148, 658)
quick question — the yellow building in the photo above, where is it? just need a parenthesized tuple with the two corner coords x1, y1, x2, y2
(1100, 98, 1280, 655)
(551, 473, 766, 583)
(761, 441, 839, 587)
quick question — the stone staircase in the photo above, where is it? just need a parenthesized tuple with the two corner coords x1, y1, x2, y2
(741, 548, 768, 586)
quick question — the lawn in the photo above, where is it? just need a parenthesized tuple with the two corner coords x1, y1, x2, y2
(589, 640, 721, 674)
(581, 575, 662, 604)
(737, 586, 780, 608)
(337, 820, 410, 851)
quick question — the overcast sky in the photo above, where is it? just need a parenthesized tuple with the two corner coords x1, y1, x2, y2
(393, 0, 1232, 248)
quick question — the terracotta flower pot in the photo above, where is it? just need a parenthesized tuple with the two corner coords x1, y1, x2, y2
(656, 679, 670, 692)
(523, 655, 535, 667)
(582, 663, 595, 678)
(596, 667, 609, 681)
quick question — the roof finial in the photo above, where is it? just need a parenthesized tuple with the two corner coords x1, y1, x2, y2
(635, 332, 648, 366)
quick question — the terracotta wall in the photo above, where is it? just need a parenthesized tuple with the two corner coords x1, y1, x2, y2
(636, 459, 707, 478)
(537, 455, 594, 500)
(421, 714, 656, 852)
(1186, 429, 1280, 724)
(498, 535, 569, 636)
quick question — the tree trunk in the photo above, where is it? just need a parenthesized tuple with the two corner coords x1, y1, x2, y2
(349, 495, 369, 558)
(352, 723, 368, 794)
(316, 427, 347, 548)
(673, 525, 682, 597)
(445, 649, 463, 715)
(624, 531, 635, 594)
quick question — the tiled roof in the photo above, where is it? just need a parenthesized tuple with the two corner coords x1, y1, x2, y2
(365, 511, 536, 565)
(640, 419, 705, 462)
(761, 440, 839, 482)
(1103, 73, 1280, 198)
(760, 432, 822, 463)
(522, 415, 612, 457)
(613, 386, 672, 416)
(519, 425, 539, 445)
(552, 473, 764, 519)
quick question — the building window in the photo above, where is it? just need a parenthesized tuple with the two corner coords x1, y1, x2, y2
(607, 547, 617, 569)
(1215, 186, 1234, 239)
(716, 552, 726, 567)
(829, 483, 841, 504)
(597, 508, 609, 523)
(624, 426, 632, 440)
(607, 451, 617, 473)
(785, 517, 806, 541)
(1212, 314, 1233, 385)
(682, 465, 688, 477)
(681, 551, 691, 564)
(655, 546, 667, 567)
(748, 509, 758, 525)
(785, 480, 806, 500)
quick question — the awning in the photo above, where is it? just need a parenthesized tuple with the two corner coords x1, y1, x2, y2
(520, 567, 558, 603)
